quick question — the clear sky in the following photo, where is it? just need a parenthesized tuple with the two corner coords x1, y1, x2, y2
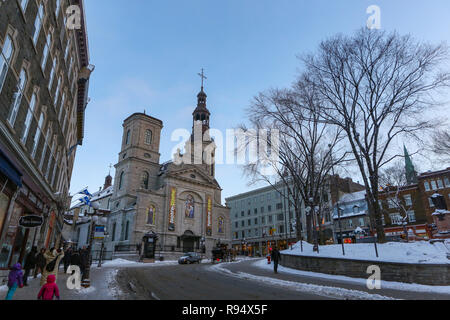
(70, 0, 450, 203)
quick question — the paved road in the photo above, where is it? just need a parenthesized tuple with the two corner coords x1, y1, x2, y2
(115, 258, 450, 300)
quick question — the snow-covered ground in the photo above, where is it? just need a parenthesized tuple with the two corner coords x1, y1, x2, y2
(283, 241, 450, 264)
(253, 259, 450, 294)
(208, 262, 395, 300)
(99, 258, 179, 268)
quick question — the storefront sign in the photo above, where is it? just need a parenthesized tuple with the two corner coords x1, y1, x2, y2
(206, 196, 212, 236)
(168, 187, 176, 231)
(18, 215, 43, 228)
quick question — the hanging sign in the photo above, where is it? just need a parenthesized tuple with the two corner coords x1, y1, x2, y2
(206, 196, 212, 236)
(168, 187, 176, 231)
(19, 215, 43, 228)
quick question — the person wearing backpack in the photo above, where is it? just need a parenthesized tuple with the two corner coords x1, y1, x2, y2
(37, 274, 60, 300)
(4, 263, 24, 300)
(40, 248, 64, 286)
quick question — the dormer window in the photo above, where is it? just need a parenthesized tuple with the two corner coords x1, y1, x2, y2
(145, 129, 152, 145)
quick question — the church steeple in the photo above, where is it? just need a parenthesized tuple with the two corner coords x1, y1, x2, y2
(192, 68, 211, 133)
(404, 145, 418, 185)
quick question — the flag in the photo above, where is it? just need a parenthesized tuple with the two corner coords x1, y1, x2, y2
(79, 188, 93, 198)
(79, 196, 92, 207)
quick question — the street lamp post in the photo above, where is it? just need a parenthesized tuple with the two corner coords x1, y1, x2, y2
(337, 206, 345, 256)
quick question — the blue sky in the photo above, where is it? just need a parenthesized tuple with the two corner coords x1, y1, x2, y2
(70, 0, 450, 202)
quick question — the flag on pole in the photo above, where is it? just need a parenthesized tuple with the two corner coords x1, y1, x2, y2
(79, 188, 93, 198)
(79, 196, 92, 207)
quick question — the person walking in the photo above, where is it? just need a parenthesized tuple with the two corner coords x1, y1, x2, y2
(34, 248, 46, 278)
(79, 246, 89, 279)
(23, 246, 37, 286)
(4, 263, 24, 300)
(271, 247, 282, 274)
(37, 274, 60, 300)
(40, 248, 64, 286)
(63, 247, 72, 273)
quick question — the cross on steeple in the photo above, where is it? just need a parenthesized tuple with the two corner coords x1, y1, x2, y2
(198, 68, 207, 90)
(108, 163, 113, 175)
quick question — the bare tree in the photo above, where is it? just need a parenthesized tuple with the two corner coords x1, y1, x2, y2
(301, 28, 450, 242)
(431, 129, 450, 161)
(239, 81, 349, 245)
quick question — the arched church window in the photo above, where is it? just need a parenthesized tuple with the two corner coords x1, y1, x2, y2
(145, 129, 152, 145)
(125, 221, 129, 240)
(201, 114, 205, 121)
(147, 205, 156, 225)
(141, 171, 149, 189)
(119, 171, 124, 190)
(196, 114, 200, 121)
(184, 195, 195, 218)
(218, 216, 224, 233)
(125, 129, 130, 145)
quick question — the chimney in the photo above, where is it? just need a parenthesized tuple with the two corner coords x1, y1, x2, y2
(103, 174, 112, 190)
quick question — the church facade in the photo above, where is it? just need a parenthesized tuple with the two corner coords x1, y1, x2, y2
(104, 86, 231, 258)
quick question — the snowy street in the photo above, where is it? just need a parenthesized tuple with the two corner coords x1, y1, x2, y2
(3, 257, 449, 300)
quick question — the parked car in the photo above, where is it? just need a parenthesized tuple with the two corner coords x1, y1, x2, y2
(178, 252, 202, 264)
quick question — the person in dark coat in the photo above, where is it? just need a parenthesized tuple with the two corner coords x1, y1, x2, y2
(70, 249, 81, 268)
(79, 246, 90, 279)
(23, 246, 37, 286)
(63, 247, 73, 273)
(271, 248, 282, 274)
(34, 248, 46, 278)
(4, 263, 23, 300)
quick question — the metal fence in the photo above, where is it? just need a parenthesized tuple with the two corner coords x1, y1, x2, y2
(91, 250, 114, 261)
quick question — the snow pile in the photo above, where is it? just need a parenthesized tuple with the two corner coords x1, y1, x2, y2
(100, 258, 178, 268)
(208, 263, 394, 300)
(0, 285, 7, 292)
(283, 241, 450, 264)
(253, 259, 450, 294)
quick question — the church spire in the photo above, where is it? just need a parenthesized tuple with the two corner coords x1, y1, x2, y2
(193, 68, 211, 133)
(404, 145, 418, 185)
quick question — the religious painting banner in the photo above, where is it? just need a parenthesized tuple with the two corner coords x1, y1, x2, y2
(168, 188, 176, 231)
(206, 196, 212, 236)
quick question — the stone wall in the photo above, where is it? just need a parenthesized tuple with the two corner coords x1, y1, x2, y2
(280, 253, 450, 286)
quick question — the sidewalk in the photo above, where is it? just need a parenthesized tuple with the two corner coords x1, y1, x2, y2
(0, 265, 120, 300)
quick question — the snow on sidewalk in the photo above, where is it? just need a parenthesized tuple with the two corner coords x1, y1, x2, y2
(208, 261, 395, 300)
(252, 259, 450, 295)
(283, 241, 450, 264)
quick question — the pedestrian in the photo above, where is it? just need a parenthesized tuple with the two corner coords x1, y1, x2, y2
(35, 248, 46, 278)
(23, 246, 37, 286)
(40, 248, 64, 286)
(70, 249, 81, 268)
(79, 246, 89, 279)
(63, 247, 72, 273)
(271, 247, 281, 274)
(4, 263, 24, 300)
(37, 274, 60, 300)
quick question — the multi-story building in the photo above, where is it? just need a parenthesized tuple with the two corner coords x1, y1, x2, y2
(332, 190, 371, 243)
(226, 182, 302, 257)
(0, 0, 92, 280)
(62, 174, 113, 249)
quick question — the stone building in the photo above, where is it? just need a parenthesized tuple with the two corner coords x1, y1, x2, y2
(0, 0, 92, 279)
(104, 85, 231, 259)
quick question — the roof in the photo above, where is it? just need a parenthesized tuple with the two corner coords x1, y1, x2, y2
(337, 190, 366, 203)
(69, 186, 113, 210)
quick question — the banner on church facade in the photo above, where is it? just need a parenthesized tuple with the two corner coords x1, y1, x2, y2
(206, 196, 212, 236)
(168, 187, 176, 231)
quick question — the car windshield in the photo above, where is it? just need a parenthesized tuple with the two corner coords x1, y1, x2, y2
(187, 252, 197, 256)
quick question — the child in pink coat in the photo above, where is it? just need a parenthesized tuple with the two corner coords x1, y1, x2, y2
(37, 274, 60, 300)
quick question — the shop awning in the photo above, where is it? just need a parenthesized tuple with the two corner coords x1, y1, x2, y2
(0, 149, 22, 187)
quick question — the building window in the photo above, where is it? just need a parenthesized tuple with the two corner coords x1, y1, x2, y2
(32, 113, 45, 158)
(48, 57, 56, 89)
(428, 197, 435, 208)
(268, 205, 272, 212)
(437, 179, 444, 189)
(254, 218, 258, 224)
(0, 35, 14, 93)
(424, 181, 431, 191)
(444, 177, 450, 188)
(431, 180, 437, 190)
(268, 215, 273, 223)
(55, 0, 61, 16)
(33, 3, 44, 45)
(218, 217, 224, 233)
(22, 93, 37, 144)
(359, 218, 365, 227)
(348, 219, 353, 227)
(241, 211, 244, 217)
(276, 203, 282, 210)
(387, 198, 397, 209)
(125, 129, 130, 145)
(20, 0, 29, 11)
(261, 216, 265, 224)
(111, 222, 116, 241)
(254, 208, 257, 214)
(119, 171, 124, 190)
(145, 129, 153, 145)
(235, 222, 238, 228)
(8, 68, 27, 127)
(248, 219, 251, 226)
(404, 194, 412, 206)
(141, 171, 149, 189)
(277, 214, 284, 221)
(407, 210, 416, 223)
(41, 33, 51, 71)
(389, 213, 402, 225)
(261, 207, 264, 213)
(241, 221, 244, 227)
(124, 221, 129, 240)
